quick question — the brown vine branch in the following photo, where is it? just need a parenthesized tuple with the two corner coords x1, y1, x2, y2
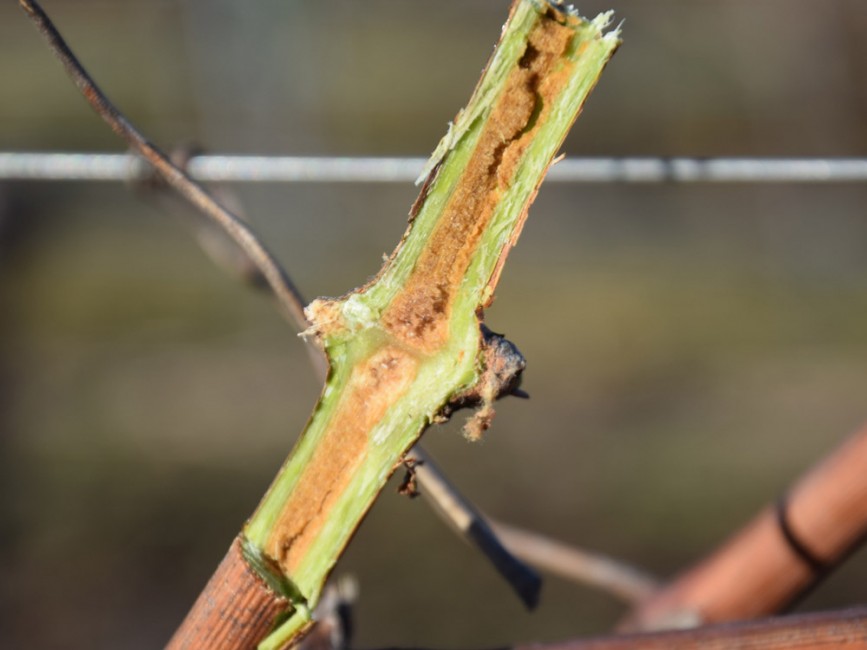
(376, 606, 867, 650)
(623, 421, 867, 631)
(166, 537, 293, 649)
(524, 607, 867, 650)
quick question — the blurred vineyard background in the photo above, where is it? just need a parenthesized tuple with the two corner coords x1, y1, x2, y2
(2, 1, 867, 648)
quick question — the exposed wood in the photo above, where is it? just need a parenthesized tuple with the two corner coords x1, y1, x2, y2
(242, 7, 619, 648)
(381, 13, 580, 354)
(268, 346, 419, 574)
(18, 1, 621, 648)
(18, 0, 566, 611)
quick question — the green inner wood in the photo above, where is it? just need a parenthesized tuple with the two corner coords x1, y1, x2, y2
(246, 3, 620, 647)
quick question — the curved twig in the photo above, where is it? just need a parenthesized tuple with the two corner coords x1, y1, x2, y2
(19, 0, 309, 334)
(491, 521, 659, 604)
(404, 447, 541, 608)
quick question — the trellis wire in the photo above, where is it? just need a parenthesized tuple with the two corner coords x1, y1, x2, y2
(2, 152, 867, 184)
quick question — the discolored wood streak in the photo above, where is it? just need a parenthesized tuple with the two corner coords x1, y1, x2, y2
(381, 14, 577, 354)
(165, 536, 293, 650)
(267, 346, 418, 573)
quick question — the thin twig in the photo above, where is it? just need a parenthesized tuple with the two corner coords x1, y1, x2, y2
(491, 521, 659, 604)
(404, 447, 541, 608)
(406, 447, 659, 606)
(18, 0, 309, 333)
(18, 0, 547, 609)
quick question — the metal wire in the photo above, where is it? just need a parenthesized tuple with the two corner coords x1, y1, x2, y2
(1, 152, 867, 184)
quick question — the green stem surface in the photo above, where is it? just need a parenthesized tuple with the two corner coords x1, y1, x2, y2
(246, 3, 620, 647)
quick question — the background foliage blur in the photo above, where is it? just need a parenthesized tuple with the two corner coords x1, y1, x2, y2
(2, 1, 867, 648)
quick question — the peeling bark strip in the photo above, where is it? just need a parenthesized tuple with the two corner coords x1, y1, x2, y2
(230, 3, 618, 647)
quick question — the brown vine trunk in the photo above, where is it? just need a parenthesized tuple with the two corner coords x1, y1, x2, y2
(165, 537, 296, 650)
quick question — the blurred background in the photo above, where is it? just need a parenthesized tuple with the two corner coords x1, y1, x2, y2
(2, 1, 867, 648)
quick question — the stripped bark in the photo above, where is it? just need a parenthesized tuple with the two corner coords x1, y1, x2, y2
(242, 5, 620, 646)
(20, 1, 620, 647)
